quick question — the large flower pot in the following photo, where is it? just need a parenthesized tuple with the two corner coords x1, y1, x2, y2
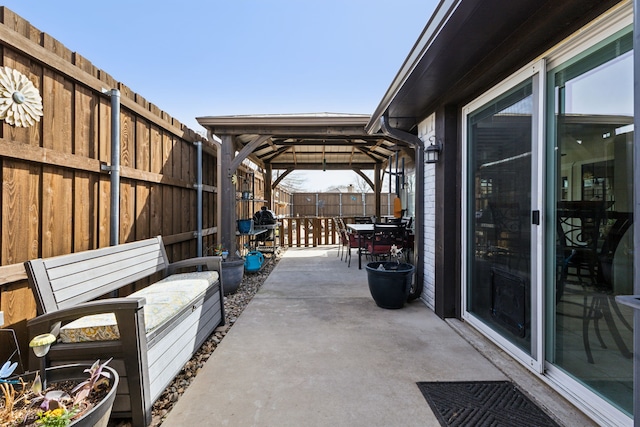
(365, 262, 415, 309)
(12, 363, 119, 427)
(221, 258, 245, 295)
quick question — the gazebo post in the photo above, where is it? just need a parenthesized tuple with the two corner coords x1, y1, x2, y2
(374, 163, 382, 220)
(219, 134, 238, 257)
(264, 163, 273, 209)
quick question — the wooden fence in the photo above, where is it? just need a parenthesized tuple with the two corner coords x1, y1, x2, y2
(278, 216, 339, 248)
(290, 192, 397, 218)
(0, 7, 218, 361)
(273, 215, 375, 248)
(0, 6, 358, 365)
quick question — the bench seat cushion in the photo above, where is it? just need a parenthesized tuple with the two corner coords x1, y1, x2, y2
(59, 271, 219, 343)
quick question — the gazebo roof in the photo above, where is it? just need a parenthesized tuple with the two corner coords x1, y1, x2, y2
(197, 113, 409, 172)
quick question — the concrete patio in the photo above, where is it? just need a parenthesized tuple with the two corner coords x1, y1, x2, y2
(163, 246, 595, 427)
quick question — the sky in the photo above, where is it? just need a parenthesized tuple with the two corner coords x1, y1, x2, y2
(2, 1, 439, 190)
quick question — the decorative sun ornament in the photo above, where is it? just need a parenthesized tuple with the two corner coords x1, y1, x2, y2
(0, 66, 44, 127)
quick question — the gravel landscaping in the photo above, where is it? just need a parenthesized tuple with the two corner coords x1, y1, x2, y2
(109, 249, 284, 427)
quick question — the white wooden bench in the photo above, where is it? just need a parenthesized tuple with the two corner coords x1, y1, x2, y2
(24, 236, 225, 427)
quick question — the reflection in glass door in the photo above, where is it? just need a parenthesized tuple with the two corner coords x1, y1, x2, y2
(466, 79, 534, 356)
(548, 30, 634, 415)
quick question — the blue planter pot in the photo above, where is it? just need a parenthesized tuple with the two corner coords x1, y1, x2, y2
(365, 262, 415, 309)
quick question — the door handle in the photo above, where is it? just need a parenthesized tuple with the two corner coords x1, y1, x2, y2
(532, 210, 540, 225)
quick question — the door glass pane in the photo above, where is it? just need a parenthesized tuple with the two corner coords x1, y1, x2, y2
(550, 32, 634, 415)
(467, 80, 533, 354)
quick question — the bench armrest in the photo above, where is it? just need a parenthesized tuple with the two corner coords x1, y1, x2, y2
(166, 255, 222, 276)
(27, 297, 148, 389)
(27, 297, 146, 335)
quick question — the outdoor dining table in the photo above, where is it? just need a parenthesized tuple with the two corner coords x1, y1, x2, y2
(346, 223, 374, 269)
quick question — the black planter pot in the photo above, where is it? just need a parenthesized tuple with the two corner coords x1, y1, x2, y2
(365, 262, 415, 309)
(221, 258, 245, 295)
(14, 363, 119, 427)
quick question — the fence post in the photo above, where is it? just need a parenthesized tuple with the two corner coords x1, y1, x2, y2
(361, 192, 366, 215)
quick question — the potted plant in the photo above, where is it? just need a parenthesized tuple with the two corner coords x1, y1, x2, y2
(208, 244, 243, 295)
(365, 245, 415, 309)
(0, 357, 118, 427)
(221, 256, 245, 295)
(0, 332, 118, 427)
(212, 244, 229, 260)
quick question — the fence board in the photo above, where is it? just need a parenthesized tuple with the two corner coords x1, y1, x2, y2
(0, 263, 26, 285)
(136, 182, 151, 241)
(136, 118, 150, 172)
(2, 160, 39, 264)
(74, 85, 98, 158)
(98, 175, 111, 248)
(150, 125, 163, 174)
(162, 132, 172, 175)
(73, 172, 97, 252)
(98, 95, 111, 163)
(42, 166, 73, 258)
(42, 32, 72, 63)
(120, 179, 135, 243)
(162, 186, 173, 237)
(0, 280, 36, 362)
(172, 136, 182, 180)
(182, 139, 191, 182)
(121, 110, 134, 168)
(42, 69, 73, 153)
(150, 184, 163, 236)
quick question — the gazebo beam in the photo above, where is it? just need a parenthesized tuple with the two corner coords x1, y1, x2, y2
(352, 168, 374, 191)
(273, 168, 295, 188)
(229, 134, 272, 172)
(270, 163, 376, 170)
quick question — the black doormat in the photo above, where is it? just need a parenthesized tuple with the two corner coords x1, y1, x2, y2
(417, 381, 560, 427)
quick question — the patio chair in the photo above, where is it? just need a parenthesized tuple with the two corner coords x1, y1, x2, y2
(354, 216, 374, 224)
(556, 203, 633, 364)
(365, 224, 407, 262)
(334, 217, 346, 258)
(342, 228, 361, 267)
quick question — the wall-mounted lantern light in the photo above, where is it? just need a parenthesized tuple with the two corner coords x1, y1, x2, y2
(425, 138, 442, 164)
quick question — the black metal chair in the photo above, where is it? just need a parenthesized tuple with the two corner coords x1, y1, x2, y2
(556, 201, 605, 288)
(556, 202, 633, 363)
(354, 216, 374, 224)
(365, 224, 407, 261)
(487, 201, 527, 271)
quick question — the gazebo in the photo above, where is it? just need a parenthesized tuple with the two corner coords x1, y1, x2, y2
(196, 113, 424, 278)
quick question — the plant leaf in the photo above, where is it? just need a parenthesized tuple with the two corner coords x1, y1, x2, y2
(31, 372, 42, 394)
(0, 360, 17, 378)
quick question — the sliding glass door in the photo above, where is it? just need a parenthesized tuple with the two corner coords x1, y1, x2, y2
(547, 29, 634, 416)
(464, 65, 543, 369)
(463, 7, 634, 422)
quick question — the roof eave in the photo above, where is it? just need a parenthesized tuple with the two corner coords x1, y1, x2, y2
(365, 0, 462, 134)
(366, 0, 624, 135)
